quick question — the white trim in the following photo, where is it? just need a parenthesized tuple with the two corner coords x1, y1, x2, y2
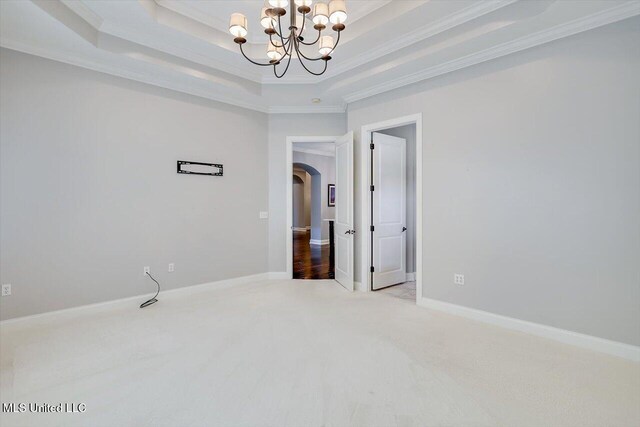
(292, 227, 308, 232)
(354, 281, 364, 292)
(406, 272, 416, 282)
(267, 272, 289, 280)
(268, 105, 346, 114)
(359, 114, 423, 303)
(4, 2, 636, 111)
(0, 41, 345, 116)
(343, 1, 640, 103)
(0, 273, 274, 327)
(262, 0, 518, 85)
(417, 297, 640, 362)
(292, 147, 336, 157)
(286, 136, 340, 279)
(0, 39, 270, 114)
(309, 239, 330, 246)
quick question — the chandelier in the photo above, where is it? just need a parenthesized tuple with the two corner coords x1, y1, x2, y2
(228, 1, 348, 78)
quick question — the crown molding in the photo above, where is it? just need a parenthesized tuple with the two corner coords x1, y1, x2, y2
(262, 0, 519, 85)
(343, 1, 640, 103)
(268, 104, 346, 114)
(59, 0, 265, 84)
(0, 38, 270, 114)
(60, 0, 103, 30)
(0, 37, 346, 115)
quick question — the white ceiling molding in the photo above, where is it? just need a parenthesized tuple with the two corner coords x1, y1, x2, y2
(343, 1, 640, 103)
(2, 0, 638, 114)
(0, 36, 344, 115)
(263, 0, 519, 85)
(268, 104, 346, 114)
(60, 0, 103, 30)
(154, 0, 392, 46)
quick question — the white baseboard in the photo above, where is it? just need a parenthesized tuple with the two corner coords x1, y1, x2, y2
(406, 272, 416, 282)
(417, 297, 640, 362)
(306, 226, 311, 230)
(268, 272, 289, 280)
(0, 272, 276, 327)
(309, 239, 330, 246)
(292, 227, 307, 232)
(354, 281, 364, 292)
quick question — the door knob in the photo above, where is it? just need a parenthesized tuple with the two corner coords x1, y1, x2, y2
(402, 227, 407, 232)
(344, 229, 355, 235)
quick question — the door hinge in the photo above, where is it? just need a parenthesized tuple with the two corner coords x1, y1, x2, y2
(370, 185, 374, 192)
(370, 143, 374, 150)
(370, 225, 374, 232)
(370, 266, 375, 273)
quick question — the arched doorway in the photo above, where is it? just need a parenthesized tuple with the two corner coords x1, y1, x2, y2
(292, 162, 333, 279)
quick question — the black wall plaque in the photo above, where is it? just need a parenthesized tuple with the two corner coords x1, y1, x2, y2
(177, 161, 223, 176)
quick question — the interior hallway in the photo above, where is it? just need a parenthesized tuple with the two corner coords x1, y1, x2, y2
(292, 230, 333, 280)
(1, 279, 638, 427)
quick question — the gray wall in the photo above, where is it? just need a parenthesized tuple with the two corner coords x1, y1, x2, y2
(348, 18, 640, 346)
(268, 113, 346, 272)
(0, 49, 269, 320)
(292, 174, 305, 229)
(293, 151, 336, 242)
(378, 125, 417, 274)
(292, 169, 311, 229)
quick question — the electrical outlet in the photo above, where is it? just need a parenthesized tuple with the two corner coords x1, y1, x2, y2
(454, 274, 464, 285)
(143, 266, 150, 276)
(168, 263, 175, 273)
(259, 211, 269, 219)
(2, 284, 11, 297)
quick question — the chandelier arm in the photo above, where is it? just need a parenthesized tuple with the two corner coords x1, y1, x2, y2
(269, 33, 290, 49)
(280, 33, 295, 59)
(275, 14, 290, 48)
(299, 28, 322, 46)
(298, 11, 307, 38)
(239, 43, 273, 67)
(274, 44, 294, 78)
(293, 41, 329, 75)
(295, 43, 324, 61)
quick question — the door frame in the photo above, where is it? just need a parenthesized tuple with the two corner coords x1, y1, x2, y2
(286, 135, 340, 279)
(359, 114, 423, 301)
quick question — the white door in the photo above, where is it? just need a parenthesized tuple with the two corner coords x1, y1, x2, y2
(334, 131, 354, 291)
(372, 132, 406, 290)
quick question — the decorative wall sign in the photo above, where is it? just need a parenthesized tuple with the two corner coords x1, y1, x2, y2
(328, 184, 336, 207)
(177, 161, 223, 176)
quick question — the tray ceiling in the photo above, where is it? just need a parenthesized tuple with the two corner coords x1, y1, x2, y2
(1, 0, 638, 113)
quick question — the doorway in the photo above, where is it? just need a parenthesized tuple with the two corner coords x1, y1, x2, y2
(286, 133, 355, 291)
(360, 114, 423, 302)
(292, 160, 333, 279)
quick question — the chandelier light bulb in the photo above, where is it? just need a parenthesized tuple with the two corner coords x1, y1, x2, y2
(319, 35, 334, 56)
(267, 42, 285, 62)
(260, 7, 275, 29)
(269, 0, 289, 8)
(312, 3, 329, 26)
(230, 0, 343, 77)
(329, 0, 347, 25)
(229, 13, 248, 38)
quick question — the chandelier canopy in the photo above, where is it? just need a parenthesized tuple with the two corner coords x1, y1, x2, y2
(229, 0, 348, 78)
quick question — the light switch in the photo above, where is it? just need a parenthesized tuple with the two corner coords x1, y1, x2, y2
(259, 211, 269, 219)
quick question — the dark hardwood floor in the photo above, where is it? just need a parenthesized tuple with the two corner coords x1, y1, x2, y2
(293, 231, 334, 279)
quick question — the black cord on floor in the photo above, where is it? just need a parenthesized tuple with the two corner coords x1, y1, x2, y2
(140, 272, 160, 308)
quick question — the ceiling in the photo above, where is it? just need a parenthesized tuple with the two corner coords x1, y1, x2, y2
(1, 0, 638, 113)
